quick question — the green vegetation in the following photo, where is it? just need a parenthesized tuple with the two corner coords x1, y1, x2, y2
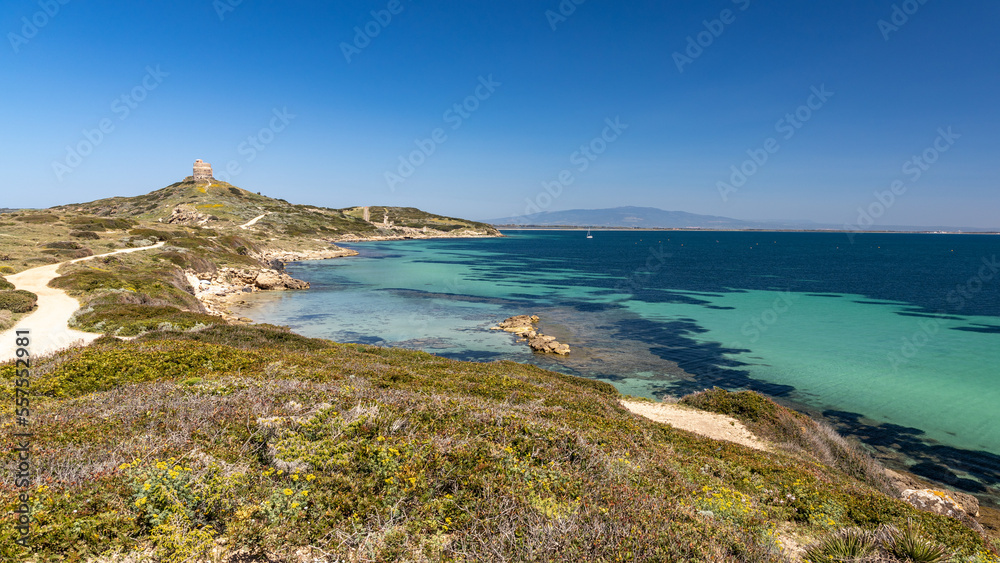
(803, 524, 956, 563)
(71, 304, 222, 336)
(0, 326, 996, 561)
(69, 230, 102, 240)
(681, 388, 894, 493)
(0, 275, 13, 290)
(0, 289, 37, 313)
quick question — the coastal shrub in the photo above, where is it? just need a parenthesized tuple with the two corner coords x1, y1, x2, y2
(42, 247, 94, 259)
(0, 310, 12, 331)
(803, 528, 876, 562)
(129, 228, 176, 241)
(66, 216, 136, 230)
(0, 289, 37, 313)
(70, 230, 102, 239)
(15, 213, 60, 223)
(71, 304, 222, 336)
(0, 265, 14, 274)
(43, 240, 85, 250)
(682, 388, 893, 494)
(0, 335, 995, 561)
(0, 276, 13, 290)
(138, 323, 332, 352)
(882, 523, 951, 562)
(51, 265, 201, 310)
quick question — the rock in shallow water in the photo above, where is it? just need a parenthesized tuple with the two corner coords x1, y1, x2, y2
(493, 315, 570, 355)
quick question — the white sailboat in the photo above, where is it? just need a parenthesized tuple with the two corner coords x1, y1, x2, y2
(586, 228, 593, 239)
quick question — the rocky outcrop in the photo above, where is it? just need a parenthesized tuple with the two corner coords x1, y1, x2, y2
(902, 489, 967, 518)
(900, 488, 985, 535)
(167, 205, 211, 225)
(263, 247, 359, 262)
(492, 315, 570, 355)
(185, 267, 310, 322)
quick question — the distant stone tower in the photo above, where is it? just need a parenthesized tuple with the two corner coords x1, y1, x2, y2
(193, 159, 214, 180)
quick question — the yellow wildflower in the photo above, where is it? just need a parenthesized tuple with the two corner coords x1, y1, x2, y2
(283, 488, 293, 496)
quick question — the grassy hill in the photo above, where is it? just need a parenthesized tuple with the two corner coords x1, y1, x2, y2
(50, 178, 499, 239)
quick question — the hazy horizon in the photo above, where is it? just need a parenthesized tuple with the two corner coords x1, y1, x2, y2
(3, 1, 998, 229)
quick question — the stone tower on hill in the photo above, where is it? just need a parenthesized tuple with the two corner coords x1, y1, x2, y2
(193, 159, 214, 180)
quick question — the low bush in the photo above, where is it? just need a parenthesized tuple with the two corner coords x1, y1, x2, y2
(129, 228, 176, 241)
(682, 388, 893, 494)
(71, 304, 222, 337)
(70, 230, 102, 239)
(0, 276, 13, 290)
(66, 216, 136, 231)
(0, 289, 37, 313)
(14, 213, 60, 223)
(43, 241, 85, 250)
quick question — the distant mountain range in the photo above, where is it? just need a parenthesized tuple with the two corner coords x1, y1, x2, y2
(486, 206, 997, 232)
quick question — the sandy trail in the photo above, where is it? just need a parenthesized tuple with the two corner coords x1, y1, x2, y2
(0, 242, 165, 363)
(621, 399, 769, 451)
(239, 213, 269, 229)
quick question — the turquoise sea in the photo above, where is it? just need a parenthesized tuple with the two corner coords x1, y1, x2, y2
(233, 230, 1000, 503)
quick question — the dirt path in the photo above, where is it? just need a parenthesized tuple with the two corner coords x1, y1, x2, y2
(0, 242, 165, 362)
(621, 399, 769, 451)
(239, 213, 269, 229)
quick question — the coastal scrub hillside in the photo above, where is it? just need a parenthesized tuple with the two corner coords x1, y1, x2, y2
(0, 326, 997, 561)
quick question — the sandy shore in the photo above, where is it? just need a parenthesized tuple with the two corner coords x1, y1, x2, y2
(0, 243, 165, 363)
(621, 399, 769, 451)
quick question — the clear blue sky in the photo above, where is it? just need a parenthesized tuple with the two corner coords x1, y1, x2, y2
(2, 1, 998, 228)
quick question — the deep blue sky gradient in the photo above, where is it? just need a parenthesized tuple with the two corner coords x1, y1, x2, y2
(2, 0, 998, 228)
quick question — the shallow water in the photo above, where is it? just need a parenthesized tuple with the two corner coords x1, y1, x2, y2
(234, 230, 1000, 500)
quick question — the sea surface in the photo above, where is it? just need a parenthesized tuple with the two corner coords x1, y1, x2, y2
(233, 230, 1000, 502)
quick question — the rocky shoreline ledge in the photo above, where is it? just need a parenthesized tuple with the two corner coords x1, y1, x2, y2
(492, 315, 571, 355)
(186, 246, 359, 322)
